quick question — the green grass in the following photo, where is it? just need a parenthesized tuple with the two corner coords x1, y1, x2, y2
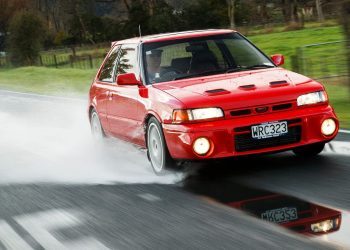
(0, 67, 95, 96)
(248, 26, 345, 70)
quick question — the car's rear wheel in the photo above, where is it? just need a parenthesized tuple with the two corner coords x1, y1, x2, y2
(147, 117, 174, 175)
(90, 109, 105, 141)
(293, 142, 325, 157)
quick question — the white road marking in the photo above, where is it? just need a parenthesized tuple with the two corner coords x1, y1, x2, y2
(0, 220, 33, 250)
(339, 129, 350, 134)
(138, 193, 161, 202)
(15, 209, 110, 250)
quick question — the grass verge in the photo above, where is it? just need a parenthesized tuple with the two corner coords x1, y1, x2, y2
(0, 67, 95, 97)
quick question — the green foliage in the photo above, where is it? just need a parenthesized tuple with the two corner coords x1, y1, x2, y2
(7, 11, 46, 66)
(148, 2, 184, 34)
(123, 0, 150, 37)
(182, 0, 228, 30)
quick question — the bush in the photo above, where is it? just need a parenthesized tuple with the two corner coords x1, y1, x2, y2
(7, 11, 46, 66)
(284, 21, 304, 31)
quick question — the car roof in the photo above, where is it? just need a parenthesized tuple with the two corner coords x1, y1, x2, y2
(113, 29, 235, 46)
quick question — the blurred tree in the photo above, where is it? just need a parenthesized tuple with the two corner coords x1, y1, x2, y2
(183, 0, 227, 30)
(148, 1, 184, 33)
(7, 11, 46, 65)
(227, 0, 236, 29)
(315, 0, 324, 21)
(123, 0, 150, 37)
(0, 0, 28, 34)
(59, 0, 96, 44)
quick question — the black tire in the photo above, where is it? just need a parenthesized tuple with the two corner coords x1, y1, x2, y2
(90, 109, 105, 141)
(146, 117, 174, 175)
(293, 143, 325, 157)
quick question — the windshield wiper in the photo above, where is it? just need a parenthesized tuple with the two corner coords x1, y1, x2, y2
(245, 64, 275, 69)
(226, 64, 274, 73)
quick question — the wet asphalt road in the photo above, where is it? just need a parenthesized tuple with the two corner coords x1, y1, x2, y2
(0, 89, 349, 249)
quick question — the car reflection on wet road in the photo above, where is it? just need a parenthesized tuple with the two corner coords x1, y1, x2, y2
(183, 177, 341, 236)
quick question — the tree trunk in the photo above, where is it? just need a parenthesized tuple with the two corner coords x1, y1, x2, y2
(290, 0, 299, 23)
(227, 0, 235, 29)
(122, 0, 130, 11)
(316, 0, 325, 22)
(282, 0, 291, 23)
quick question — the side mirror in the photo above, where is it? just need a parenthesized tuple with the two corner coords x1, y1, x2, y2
(116, 73, 142, 86)
(271, 54, 285, 66)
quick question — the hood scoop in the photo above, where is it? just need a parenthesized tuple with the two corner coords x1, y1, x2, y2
(205, 88, 230, 96)
(270, 80, 289, 87)
(238, 84, 256, 90)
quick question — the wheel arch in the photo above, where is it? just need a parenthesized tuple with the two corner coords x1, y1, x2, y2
(143, 113, 161, 148)
(88, 105, 95, 122)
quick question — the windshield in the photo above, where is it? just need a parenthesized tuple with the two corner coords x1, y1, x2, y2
(142, 33, 274, 85)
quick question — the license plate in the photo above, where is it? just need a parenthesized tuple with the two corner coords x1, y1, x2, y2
(251, 121, 288, 139)
(261, 207, 298, 223)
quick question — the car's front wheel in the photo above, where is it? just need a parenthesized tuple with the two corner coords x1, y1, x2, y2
(90, 109, 105, 141)
(147, 117, 174, 175)
(293, 142, 325, 157)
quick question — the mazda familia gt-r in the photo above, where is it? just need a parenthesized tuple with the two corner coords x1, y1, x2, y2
(88, 29, 339, 174)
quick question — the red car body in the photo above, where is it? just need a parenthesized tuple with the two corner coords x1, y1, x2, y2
(88, 29, 338, 164)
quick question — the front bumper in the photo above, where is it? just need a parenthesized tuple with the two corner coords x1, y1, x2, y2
(162, 104, 338, 160)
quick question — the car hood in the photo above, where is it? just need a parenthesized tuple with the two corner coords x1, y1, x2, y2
(153, 68, 325, 110)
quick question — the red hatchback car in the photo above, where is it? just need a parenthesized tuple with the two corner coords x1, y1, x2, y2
(88, 29, 339, 174)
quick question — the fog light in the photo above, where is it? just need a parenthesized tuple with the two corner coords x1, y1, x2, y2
(321, 119, 336, 136)
(311, 219, 336, 233)
(193, 137, 210, 155)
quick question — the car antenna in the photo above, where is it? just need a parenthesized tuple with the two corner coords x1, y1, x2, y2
(139, 24, 142, 41)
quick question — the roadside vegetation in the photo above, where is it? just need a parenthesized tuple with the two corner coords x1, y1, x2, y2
(0, 67, 95, 96)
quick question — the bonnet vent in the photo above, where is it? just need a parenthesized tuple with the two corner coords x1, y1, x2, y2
(205, 89, 230, 96)
(270, 80, 289, 86)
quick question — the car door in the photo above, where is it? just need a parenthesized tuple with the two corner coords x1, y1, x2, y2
(93, 45, 121, 134)
(106, 44, 145, 145)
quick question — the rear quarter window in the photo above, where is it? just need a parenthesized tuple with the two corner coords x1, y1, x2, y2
(98, 45, 120, 82)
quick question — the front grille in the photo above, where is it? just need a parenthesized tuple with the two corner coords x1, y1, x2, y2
(272, 103, 292, 111)
(231, 109, 252, 116)
(234, 125, 301, 152)
(229, 102, 294, 118)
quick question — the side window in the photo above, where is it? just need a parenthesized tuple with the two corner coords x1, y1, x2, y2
(116, 44, 138, 75)
(98, 45, 120, 82)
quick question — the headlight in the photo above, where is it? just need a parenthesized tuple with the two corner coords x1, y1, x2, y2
(311, 218, 340, 233)
(172, 108, 224, 123)
(297, 91, 327, 106)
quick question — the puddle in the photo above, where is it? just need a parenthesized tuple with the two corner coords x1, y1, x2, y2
(182, 174, 349, 246)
